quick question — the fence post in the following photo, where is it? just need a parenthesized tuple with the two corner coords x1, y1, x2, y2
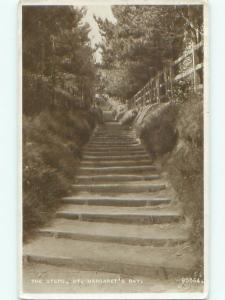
(156, 73, 160, 103)
(149, 80, 152, 103)
(192, 42, 197, 92)
(142, 88, 144, 107)
(153, 78, 156, 103)
(169, 62, 174, 100)
(164, 67, 168, 98)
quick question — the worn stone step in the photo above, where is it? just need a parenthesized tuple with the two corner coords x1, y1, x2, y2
(37, 220, 189, 246)
(101, 121, 119, 126)
(92, 138, 135, 141)
(82, 149, 147, 156)
(72, 181, 166, 193)
(83, 144, 145, 150)
(84, 145, 144, 152)
(91, 136, 136, 141)
(95, 130, 135, 135)
(82, 154, 150, 161)
(81, 160, 153, 167)
(91, 134, 136, 139)
(90, 140, 137, 145)
(91, 138, 136, 143)
(56, 205, 182, 224)
(78, 165, 157, 175)
(88, 143, 140, 148)
(75, 174, 160, 183)
(85, 141, 142, 147)
(92, 131, 136, 139)
(62, 194, 171, 207)
(93, 137, 136, 141)
(23, 238, 196, 278)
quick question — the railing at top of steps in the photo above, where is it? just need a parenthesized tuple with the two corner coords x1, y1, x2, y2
(131, 41, 204, 107)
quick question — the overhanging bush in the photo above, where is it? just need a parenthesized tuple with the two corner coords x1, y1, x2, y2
(23, 100, 96, 240)
(134, 103, 179, 157)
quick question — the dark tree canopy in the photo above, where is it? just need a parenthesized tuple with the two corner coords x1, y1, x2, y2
(23, 6, 97, 104)
(95, 5, 203, 100)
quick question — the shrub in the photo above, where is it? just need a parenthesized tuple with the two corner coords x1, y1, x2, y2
(131, 93, 203, 275)
(167, 95, 203, 240)
(120, 109, 138, 126)
(135, 103, 179, 158)
(23, 106, 95, 240)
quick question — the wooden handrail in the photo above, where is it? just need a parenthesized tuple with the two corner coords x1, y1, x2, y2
(132, 41, 203, 106)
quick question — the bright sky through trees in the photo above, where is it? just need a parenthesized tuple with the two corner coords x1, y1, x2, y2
(83, 5, 116, 62)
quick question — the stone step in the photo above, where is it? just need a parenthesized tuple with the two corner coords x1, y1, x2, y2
(92, 138, 136, 142)
(91, 133, 136, 138)
(95, 130, 135, 134)
(62, 193, 171, 207)
(93, 137, 136, 141)
(75, 174, 160, 183)
(101, 121, 119, 126)
(23, 118, 195, 288)
(88, 142, 140, 147)
(90, 135, 138, 143)
(72, 181, 166, 193)
(37, 219, 189, 246)
(56, 205, 182, 224)
(62, 198, 171, 207)
(85, 142, 142, 147)
(91, 136, 136, 141)
(82, 154, 150, 161)
(84, 145, 144, 152)
(83, 147, 147, 156)
(82, 149, 147, 156)
(78, 165, 157, 175)
(23, 238, 196, 278)
(90, 140, 137, 145)
(80, 160, 154, 167)
(97, 120, 122, 125)
(92, 131, 136, 139)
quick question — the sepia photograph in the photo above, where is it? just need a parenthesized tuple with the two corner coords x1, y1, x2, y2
(20, 1, 207, 298)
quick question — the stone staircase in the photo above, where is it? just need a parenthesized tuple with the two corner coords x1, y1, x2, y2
(23, 110, 197, 290)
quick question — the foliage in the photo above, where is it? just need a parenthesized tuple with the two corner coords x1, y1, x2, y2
(95, 5, 203, 100)
(22, 6, 98, 239)
(23, 103, 96, 240)
(23, 5, 96, 105)
(166, 95, 204, 273)
(134, 103, 179, 158)
(132, 93, 203, 273)
(120, 109, 138, 126)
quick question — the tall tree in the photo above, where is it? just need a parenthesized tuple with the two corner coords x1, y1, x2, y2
(23, 6, 97, 105)
(95, 5, 203, 100)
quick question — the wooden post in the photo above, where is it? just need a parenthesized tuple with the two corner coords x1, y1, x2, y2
(156, 73, 160, 103)
(81, 82, 84, 102)
(150, 79, 154, 103)
(149, 80, 152, 103)
(153, 79, 157, 103)
(148, 81, 151, 104)
(169, 63, 174, 100)
(142, 89, 144, 107)
(192, 42, 197, 92)
(51, 35, 56, 104)
(164, 67, 168, 98)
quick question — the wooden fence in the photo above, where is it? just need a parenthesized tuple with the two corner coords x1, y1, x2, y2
(132, 41, 204, 106)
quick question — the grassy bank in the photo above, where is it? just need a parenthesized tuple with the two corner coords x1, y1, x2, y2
(23, 95, 96, 241)
(164, 96, 204, 274)
(117, 93, 203, 275)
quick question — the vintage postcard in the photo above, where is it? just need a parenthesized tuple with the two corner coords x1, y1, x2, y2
(19, 0, 208, 298)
